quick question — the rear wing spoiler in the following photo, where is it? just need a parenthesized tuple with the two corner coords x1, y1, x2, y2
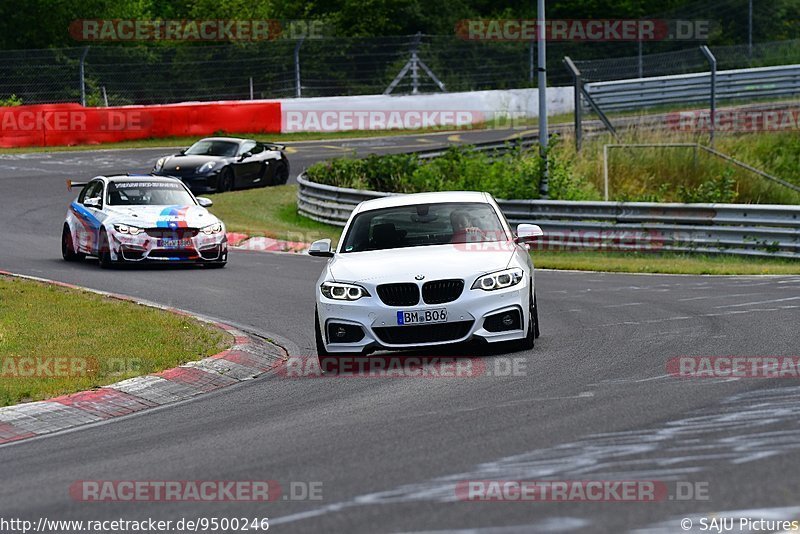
(66, 180, 89, 191)
(263, 142, 286, 151)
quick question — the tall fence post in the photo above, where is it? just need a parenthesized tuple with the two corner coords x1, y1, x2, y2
(536, 0, 549, 199)
(249, 77, 254, 100)
(294, 38, 304, 98)
(79, 46, 89, 106)
(700, 45, 717, 145)
(564, 57, 583, 152)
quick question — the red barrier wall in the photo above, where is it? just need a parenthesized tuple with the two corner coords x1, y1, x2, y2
(0, 101, 281, 148)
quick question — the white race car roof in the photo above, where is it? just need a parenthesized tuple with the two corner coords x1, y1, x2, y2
(353, 191, 492, 214)
(102, 175, 183, 185)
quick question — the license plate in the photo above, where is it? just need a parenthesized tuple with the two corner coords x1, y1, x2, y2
(397, 308, 448, 325)
(158, 238, 191, 249)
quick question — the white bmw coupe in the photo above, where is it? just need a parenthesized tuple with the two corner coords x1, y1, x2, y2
(309, 191, 543, 359)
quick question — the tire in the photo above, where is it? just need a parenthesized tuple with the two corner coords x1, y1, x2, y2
(315, 307, 329, 359)
(61, 225, 84, 262)
(315, 307, 339, 373)
(533, 292, 540, 339)
(98, 230, 115, 269)
(274, 162, 289, 185)
(218, 168, 234, 192)
(203, 262, 227, 269)
(514, 284, 536, 351)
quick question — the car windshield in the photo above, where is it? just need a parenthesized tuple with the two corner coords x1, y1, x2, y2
(107, 181, 196, 206)
(184, 140, 239, 157)
(340, 202, 506, 253)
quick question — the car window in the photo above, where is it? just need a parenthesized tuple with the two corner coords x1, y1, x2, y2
(82, 181, 104, 207)
(239, 141, 257, 156)
(184, 140, 238, 157)
(341, 202, 507, 253)
(106, 180, 196, 206)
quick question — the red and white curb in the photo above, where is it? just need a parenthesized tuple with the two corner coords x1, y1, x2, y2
(226, 232, 311, 254)
(0, 272, 286, 446)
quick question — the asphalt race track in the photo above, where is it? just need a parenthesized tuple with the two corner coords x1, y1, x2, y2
(1, 130, 799, 533)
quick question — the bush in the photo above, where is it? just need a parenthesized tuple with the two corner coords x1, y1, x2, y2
(0, 94, 22, 107)
(305, 142, 598, 200)
(305, 131, 800, 204)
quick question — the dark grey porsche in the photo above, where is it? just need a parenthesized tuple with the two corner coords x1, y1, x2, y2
(152, 137, 290, 194)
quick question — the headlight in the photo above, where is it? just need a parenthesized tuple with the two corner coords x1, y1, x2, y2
(154, 157, 166, 171)
(201, 223, 223, 235)
(113, 224, 144, 235)
(199, 161, 218, 174)
(320, 282, 370, 301)
(471, 268, 524, 291)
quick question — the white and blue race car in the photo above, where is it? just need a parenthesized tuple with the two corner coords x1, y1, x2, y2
(62, 174, 228, 268)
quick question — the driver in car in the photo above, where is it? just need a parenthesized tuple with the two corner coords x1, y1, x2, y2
(450, 210, 486, 243)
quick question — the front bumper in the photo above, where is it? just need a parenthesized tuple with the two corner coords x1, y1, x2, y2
(317, 281, 530, 353)
(153, 172, 220, 194)
(109, 229, 228, 263)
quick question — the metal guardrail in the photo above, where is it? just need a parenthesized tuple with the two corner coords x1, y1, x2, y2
(585, 64, 800, 112)
(297, 174, 800, 259)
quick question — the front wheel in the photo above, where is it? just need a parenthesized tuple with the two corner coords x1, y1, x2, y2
(98, 230, 115, 269)
(62, 225, 84, 262)
(514, 285, 536, 351)
(218, 168, 234, 192)
(274, 162, 289, 185)
(315, 307, 329, 359)
(203, 262, 227, 269)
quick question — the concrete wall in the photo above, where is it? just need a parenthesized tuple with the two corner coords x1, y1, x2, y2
(279, 87, 574, 132)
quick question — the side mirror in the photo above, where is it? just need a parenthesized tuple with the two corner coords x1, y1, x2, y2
(84, 198, 101, 209)
(197, 197, 213, 208)
(178, 148, 187, 155)
(514, 223, 544, 243)
(308, 239, 334, 258)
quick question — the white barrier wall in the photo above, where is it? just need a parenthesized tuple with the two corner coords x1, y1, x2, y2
(279, 87, 574, 132)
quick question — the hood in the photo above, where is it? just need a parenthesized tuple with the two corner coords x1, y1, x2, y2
(162, 154, 229, 172)
(328, 245, 515, 284)
(105, 205, 218, 229)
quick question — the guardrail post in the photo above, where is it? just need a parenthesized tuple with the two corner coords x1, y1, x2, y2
(603, 144, 610, 201)
(79, 46, 89, 106)
(700, 45, 717, 145)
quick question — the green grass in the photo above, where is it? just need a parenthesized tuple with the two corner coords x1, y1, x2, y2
(209, 184, 342, 243)
(0, 276, 230, 407)
(208, 184, 799, 275)
(533, 250, 800, 275)
(557, 129, 800, 204)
